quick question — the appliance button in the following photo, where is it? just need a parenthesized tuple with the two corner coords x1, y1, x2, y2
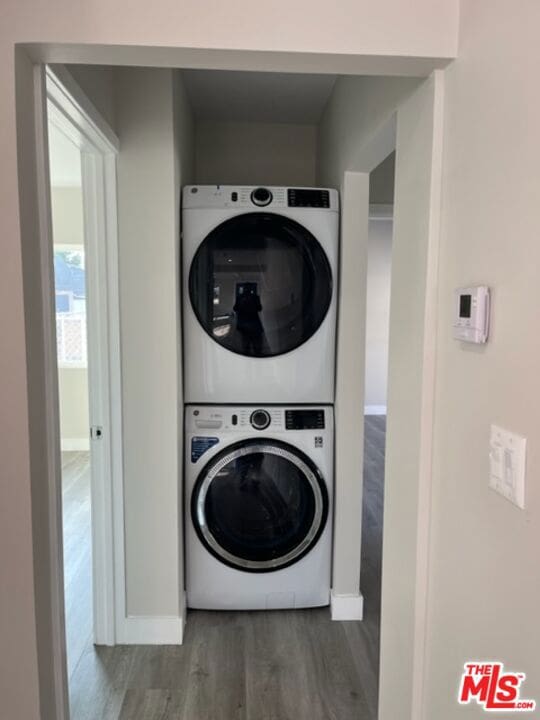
(250, 409, 271, 430)
(195, 419, 223, 429)
(251, 187, 273, 206)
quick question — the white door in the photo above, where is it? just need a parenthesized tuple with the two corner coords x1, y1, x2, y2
(46, 65, 123, 649)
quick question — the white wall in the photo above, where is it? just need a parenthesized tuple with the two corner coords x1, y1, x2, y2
(50, 186, 84, 245)
(365, 215, 392, 411)
(195, 121, 316, 186)
(423, 1, 540, 715)
(114, 68, 193, 624)
(57, 369, 89, 446)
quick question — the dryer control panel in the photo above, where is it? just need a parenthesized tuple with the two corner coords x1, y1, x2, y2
(287, 189, 330, 208)
(182, 185, 339, 212)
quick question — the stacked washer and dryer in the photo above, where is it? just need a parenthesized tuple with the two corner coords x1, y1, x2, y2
(182, 185, 339, 610)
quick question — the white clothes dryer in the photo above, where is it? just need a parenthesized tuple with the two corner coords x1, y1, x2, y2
(182, 185, 339, 403)
(185, 404, 333, 610)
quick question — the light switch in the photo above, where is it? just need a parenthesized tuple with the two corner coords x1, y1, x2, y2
(489, 425, 527, 509)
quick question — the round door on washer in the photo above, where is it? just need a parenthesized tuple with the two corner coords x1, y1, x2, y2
(189, 213, 333, 358)
(191, 438, 329, 572)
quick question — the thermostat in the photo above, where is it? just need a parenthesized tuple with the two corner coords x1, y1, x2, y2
(453, 286, 490, 344)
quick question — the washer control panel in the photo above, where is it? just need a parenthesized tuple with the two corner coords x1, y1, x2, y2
(186, 406, 329, 432)
(238, 407, 283, 429)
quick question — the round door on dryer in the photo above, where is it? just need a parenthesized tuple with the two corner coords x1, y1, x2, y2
(189, 213, 333, 358)
(191, 438, 329, 572)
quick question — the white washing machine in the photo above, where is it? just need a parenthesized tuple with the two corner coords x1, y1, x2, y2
(182, 185, 339, 404)
(185, 404, 333, 610)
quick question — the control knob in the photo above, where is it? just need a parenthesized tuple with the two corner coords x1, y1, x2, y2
(251, 187, 273, 206)
(250, 409, 271, 430)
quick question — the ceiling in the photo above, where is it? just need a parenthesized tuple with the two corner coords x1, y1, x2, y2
(182, 70, 336, 125)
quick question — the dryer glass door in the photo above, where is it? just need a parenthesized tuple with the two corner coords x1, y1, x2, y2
(189, 213, 333, 357)
(192, 439, 328, 572)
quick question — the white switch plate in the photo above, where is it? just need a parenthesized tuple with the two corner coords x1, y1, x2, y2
(489, 424, 527, 509)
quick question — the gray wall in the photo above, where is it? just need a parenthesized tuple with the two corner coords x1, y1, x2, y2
(318, 72, 441, 719)
(365, 215, 392, 409)
(174, 72, 195, 607)
(114, 68, 193, 621)
(370, 151, 395, 204)
(378, 74, 442, 720)
(67, 65, 116, 131)
(317, 77, 420, 189)
(317, 75, 420, 606)
(195, 120, 317, 186)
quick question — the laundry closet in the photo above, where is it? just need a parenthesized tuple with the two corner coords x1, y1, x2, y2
(178, 70, 339, 612)
(83, 64, 413, 638)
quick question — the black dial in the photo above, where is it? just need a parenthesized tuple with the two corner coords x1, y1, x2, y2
(250, 409, 271, 430)
(251, 187, 272, 206)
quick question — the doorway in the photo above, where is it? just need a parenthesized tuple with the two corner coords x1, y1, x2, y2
(48, 119, 93, 680)
(358, 152, 396, 711)
(19, 56, 446, 720)
(45, 65, 123, 712)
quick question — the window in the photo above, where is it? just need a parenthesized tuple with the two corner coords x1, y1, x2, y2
(53, 248, 87, 367)
(55, 291, 73, 313)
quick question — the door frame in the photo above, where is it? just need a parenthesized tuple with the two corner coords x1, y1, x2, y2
(19, 48, 443, 720)
(43, 64, 123, 665)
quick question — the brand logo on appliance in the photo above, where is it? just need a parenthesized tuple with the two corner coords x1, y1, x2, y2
(458, 662, 536, 712)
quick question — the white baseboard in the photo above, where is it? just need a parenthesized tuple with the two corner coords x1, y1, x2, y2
(330, 591, 364, 621)
(364, 405, 387, 416)
(61, 437, 90, 451)
(117, 615, 184, 645)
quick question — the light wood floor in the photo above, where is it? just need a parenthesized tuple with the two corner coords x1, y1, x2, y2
(62, 451, 93, 680)
(62, 416, 385, 720)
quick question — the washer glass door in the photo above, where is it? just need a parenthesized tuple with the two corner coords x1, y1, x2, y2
(189, 213, 333, 357)
(192, 439, 328, 572)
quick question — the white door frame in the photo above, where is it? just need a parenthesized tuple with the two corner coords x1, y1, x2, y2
(24, 51, 442, 720)
(45, 65, 124, 651)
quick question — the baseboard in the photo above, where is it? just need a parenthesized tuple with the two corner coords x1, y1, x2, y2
(330, 591, 364, 621)
(364, 405, 387, 416)
(61, 437, 90, 451)
(117, 615, 184, 645)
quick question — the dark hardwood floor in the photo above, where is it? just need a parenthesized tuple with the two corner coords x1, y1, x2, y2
(62, 416, 385, 720)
